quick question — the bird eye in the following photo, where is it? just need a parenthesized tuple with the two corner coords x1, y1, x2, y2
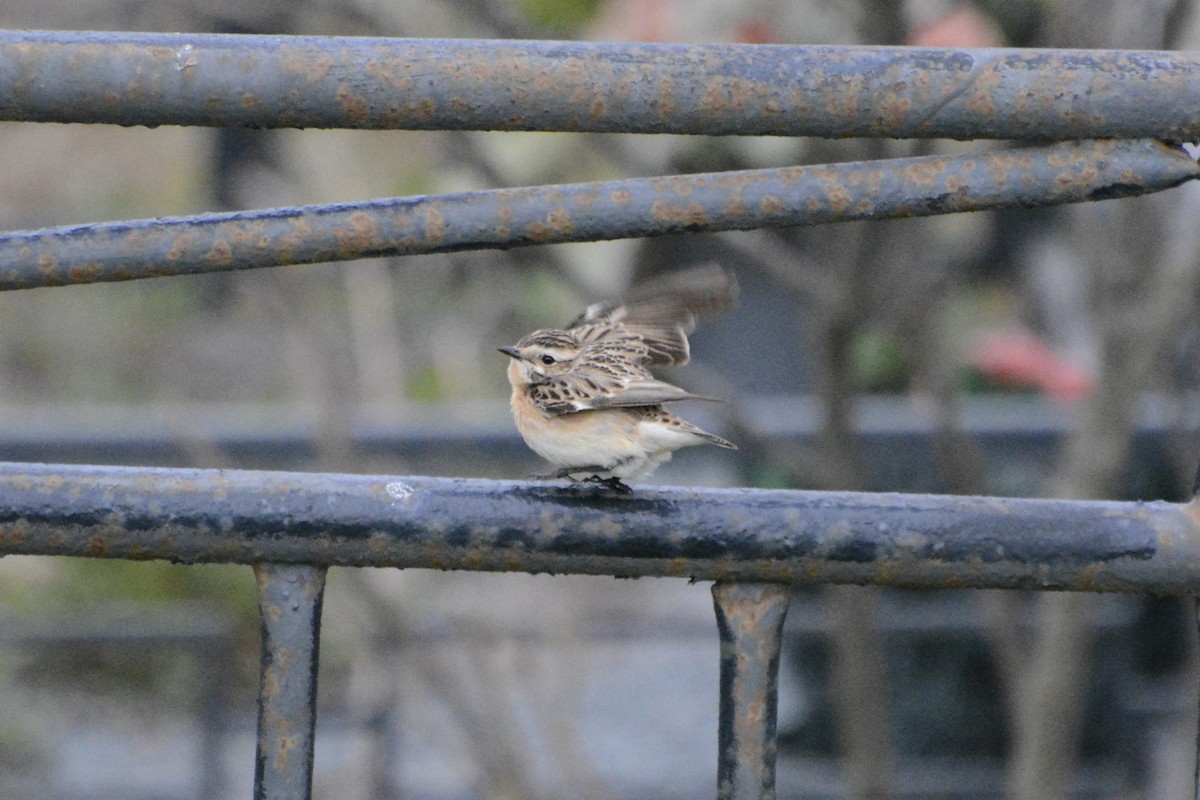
(541, 354, 556, 365)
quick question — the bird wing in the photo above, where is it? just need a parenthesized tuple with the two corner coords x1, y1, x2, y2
(565, 265, 737, 367)
(529, 342, 715, 417)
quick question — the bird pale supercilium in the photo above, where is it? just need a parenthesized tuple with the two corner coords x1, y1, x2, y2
(499, 265, 738, 493)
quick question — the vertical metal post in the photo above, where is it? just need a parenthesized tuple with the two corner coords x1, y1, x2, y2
(713, 582, 792, 800)
(1194, 597, 1200, 800)
(254, 563, 328, 800)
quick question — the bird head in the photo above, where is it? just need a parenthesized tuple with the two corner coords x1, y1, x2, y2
(498, 329, 581, 385)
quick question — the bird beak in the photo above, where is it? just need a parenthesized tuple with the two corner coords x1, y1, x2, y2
(497, 347, 521, 359)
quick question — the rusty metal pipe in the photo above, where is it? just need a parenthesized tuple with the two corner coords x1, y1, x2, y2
(0, 139, 1193, 290)
(5, 32, 1200, 140)
(713, 582, 791, 800)
(0, 463, 1199, 595)
(254, 562, 327, 800)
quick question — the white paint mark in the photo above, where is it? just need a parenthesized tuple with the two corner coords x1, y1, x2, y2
(385, 481, 414, 503)
(175, 44, 197, 71)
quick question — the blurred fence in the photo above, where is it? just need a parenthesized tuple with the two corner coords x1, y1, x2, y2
(1, 30, 1200, 800)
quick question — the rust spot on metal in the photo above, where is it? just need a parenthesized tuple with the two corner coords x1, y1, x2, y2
(275, 736, 298, 770)
(329, 211, 379, 255)
(525, 207, 575, 242)
(944, 173, 967, 192)
(423, 207, 446, 244)
(37, 252, 56, 275)
(335, 85, 370, 125)
(826, 184, 853, 214)
(166, 234, 193, 261)
(759, 195, 783, 215)
(206, 239, 233, 264)
(560, 58, 589, 85)
(274, 218, 314, 261)
(650, 200, 709, 227)
(659, 75, 676, 118)
(902, 159, 947, 188)
(236, 93, 262, 112)
(546, 208, 573, 233)
(68, 262, 101, 284)
(363, 58, 413, 92)
(295, 53, 334, 82)
(878, 93, 911, 126)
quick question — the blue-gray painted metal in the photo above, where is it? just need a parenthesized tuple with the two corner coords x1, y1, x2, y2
(4, 32, 1200, 140)
(254, 563, 326, 800)
(713, 582, 791, 800)
(0, 139, 1193, 290)
(1195, 598, 1200, 800)
(0, 462, 1198, 595)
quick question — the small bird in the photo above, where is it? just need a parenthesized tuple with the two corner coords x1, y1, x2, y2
(499, 266, 738, 492)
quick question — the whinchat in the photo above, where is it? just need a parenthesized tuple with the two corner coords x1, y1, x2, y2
(499, 265, 737, 492)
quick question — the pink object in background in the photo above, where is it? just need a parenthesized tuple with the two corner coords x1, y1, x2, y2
(969, 330, 1094, 401)
(909, 6, 1004, 48)
(591, 0, 682, 41)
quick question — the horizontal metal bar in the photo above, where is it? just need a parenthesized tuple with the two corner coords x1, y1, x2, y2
(0, 462, 1198, 595)
(5, 32, 1200, 140)
(0, 139, 1192, 290)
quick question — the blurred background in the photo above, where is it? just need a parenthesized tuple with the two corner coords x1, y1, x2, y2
(1, 0, 1200, 798)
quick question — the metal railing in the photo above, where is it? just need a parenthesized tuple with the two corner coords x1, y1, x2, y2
(2, 29, 1200, 800)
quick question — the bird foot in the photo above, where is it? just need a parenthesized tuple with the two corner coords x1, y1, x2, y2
(531, 466, 601, 481)
(581, 475, 633, 494)
(530, 468, 632, 494)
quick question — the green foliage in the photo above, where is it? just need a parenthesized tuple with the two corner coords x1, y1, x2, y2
(48, 560, 255, 615)
(407, 363, 447, 401)
(852, 328, 912, 393)
(515, 0, 604, 35)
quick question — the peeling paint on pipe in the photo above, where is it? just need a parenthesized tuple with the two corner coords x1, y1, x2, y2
(4, 32, 1200, 140)
(0, 139, 1193, 290)
(0, 463, 1197, 595)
